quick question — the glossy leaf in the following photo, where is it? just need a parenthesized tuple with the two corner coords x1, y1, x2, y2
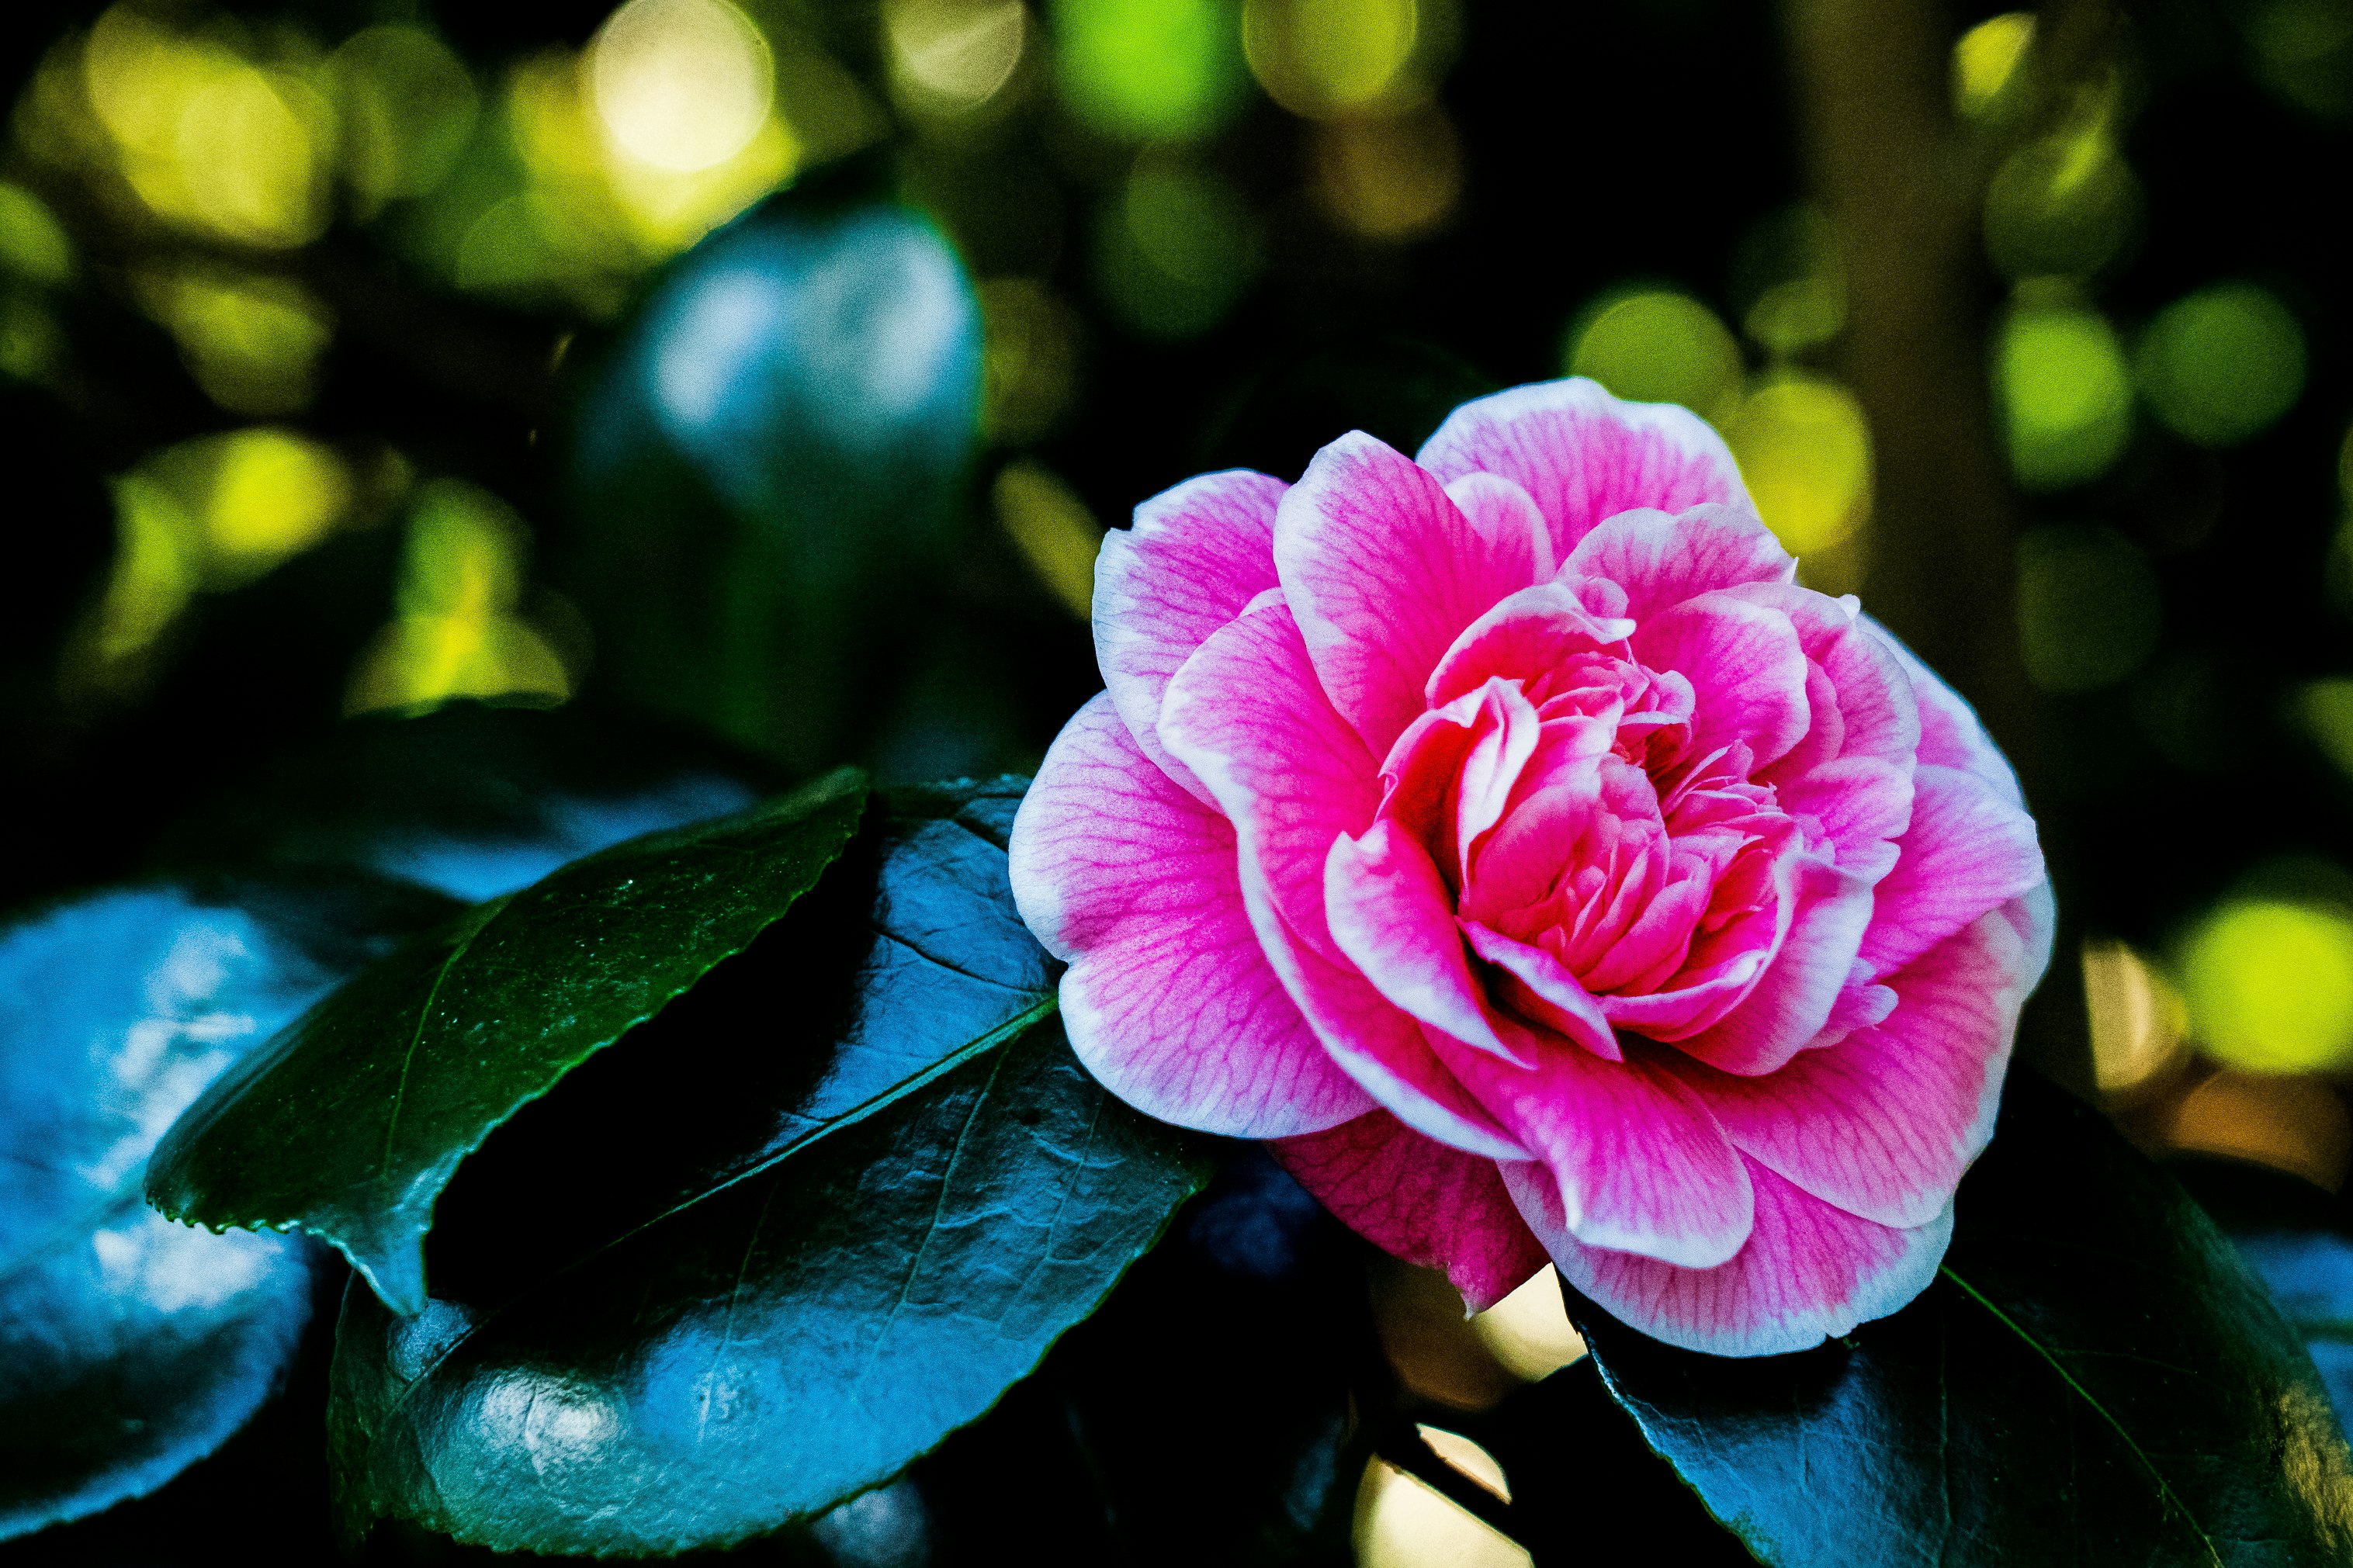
(326, 777, 1208, 1554)
(2175, 1159, 2353, 1439)
(329, 1015, 1205, 1556)
(1567, 1071, 2353, 1566)
(1, 875, 454, 1540)
(145, 768, 869, 1314)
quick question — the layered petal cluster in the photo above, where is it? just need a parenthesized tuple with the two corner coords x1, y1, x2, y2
(1010, 379, 2052, 1356)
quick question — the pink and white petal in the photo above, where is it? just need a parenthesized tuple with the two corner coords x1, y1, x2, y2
(1859, 764, 2045, 978)
(1426, 582, 1638, 709)
(1446, 469, 1556, 584)
(1327, 822, 1521, 1062)
(1674, 909, 2032, 1229)
(1672, 857, 1876, 1076)
(1527, 1156, 1954, 1358)
(1272, 1110, 1548, 1311)
(1276, 431, 1544, 754)
(1095, 469, 1287, 802)
(1460, 920, 1621, 1061)
(1862, 614, 2025, 810)
(1565, 504, 1795, 624)
(1727, 583, 1922, 775)
(1010, 694, 1375, 1136)
(1776, 755, 1915, 884)
(1291, 943, 1531, 1161)
(1160, 597, 1380, 969)
(1436, 1036, 1755, 1269)
(1597, 950, 1768, 1039)
(2000, 879, 2058, 993)
(1157, 608, 1529, 1159)
(1416, 378, 1753, 562)
(1630, 590, 1812, 769)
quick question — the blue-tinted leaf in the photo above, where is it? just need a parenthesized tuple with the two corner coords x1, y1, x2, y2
(0, 876, 453, 1540)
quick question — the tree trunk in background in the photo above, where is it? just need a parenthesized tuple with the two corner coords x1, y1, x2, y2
(1779, 0, 2098, 1094)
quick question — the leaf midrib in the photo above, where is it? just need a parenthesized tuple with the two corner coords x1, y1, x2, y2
(1940, 1264, 2226, 1568)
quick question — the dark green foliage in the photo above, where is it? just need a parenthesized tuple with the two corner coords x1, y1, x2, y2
(327, 1013, 1203, 1556)
(144, 769, 868, 1314)
(0, 875, 453, 1540)
(1567, 1072, 2353, 1567)
(319, 779, 1211, 1554)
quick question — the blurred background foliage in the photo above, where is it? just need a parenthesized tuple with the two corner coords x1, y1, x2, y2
(10, 0, 2353, 1556)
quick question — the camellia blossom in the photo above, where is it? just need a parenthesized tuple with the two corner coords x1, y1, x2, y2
(1008, 379, 2052, 1356)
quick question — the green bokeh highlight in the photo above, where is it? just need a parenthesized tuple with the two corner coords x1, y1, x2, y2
(2181, 898, 2353, 1073)
(2137, 282, 2306, 448)
(1996, 303, 2134, 491)
(1565, 289, 1742, 415)
(1052, 0, 1247, 140)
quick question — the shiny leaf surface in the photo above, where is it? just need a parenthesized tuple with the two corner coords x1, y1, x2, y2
(330, 1014, 1204, 1556)
(1568, 1071, 2353, 1566)
(326, 777, 1207, 1555)
(1, 875, 454, 1540)
(145, 769, 868, 1314)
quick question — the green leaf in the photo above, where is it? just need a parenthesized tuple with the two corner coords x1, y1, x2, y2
(330, 1017, 1204, 1556)
(1567, 1071, 2353, 1566)
(325, 778, 1210, 1555)
(2, 874, 455, 1541)
(145, 768, 869, 1315)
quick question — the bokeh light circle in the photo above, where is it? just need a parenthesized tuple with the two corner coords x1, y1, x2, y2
(2182, 899, 2353, 1074)
(589, 0, 775, 173)
(2136, 282, 2307, 448)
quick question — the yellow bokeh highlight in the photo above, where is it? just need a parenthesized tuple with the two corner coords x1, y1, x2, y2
(347, 479, 571, 716)
(451, 43, 795, 312)
(0, 182, 75, 285)
(979, 277, 1081, 443)
(1719, 374, 1873, 556)
(1995, 299, 2133, 491)
(2182, 899, 2353, 1075)
(1953, 12, 2035, 119)
(193, 431, 353, 573)
(996, 460, 1104, 617)
(1309, 105, 1461, 241)
(2136, 282, 2306, 448)
(1243, 0, 1419, 118)
(1565, 289, 1741, 418)
(82, 6, 333, 250)
(1353, 1456, 1531, 1568)
(589, 0, 774, 172)
(134, 265, 334, 415)
(329, 26, 480, 210)
(885, 0, 1030, 117)
(69, 429, 355, 695)
(1468, 1265, 1586, 1383)
(1052, 0, 1242, 140)
(2081, 939, 2188, 1096)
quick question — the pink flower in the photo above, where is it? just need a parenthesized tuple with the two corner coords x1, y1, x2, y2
(1008, 379, 2052, 1356)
